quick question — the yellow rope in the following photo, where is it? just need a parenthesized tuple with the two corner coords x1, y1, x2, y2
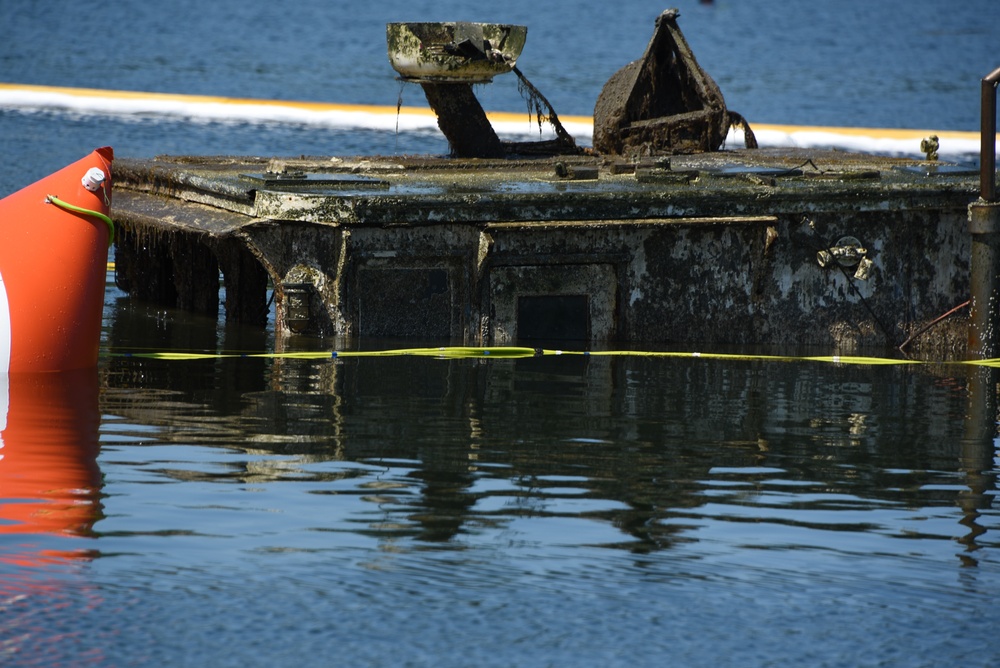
(106, 346, 994, 366)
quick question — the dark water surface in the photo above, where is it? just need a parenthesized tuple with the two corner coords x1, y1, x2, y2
(2, 1, 1000, 665)
(2, 277, 998, 666)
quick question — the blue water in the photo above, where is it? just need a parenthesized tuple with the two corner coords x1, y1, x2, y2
(2, 1, 1000, 666)
(2, 0, 998, 189)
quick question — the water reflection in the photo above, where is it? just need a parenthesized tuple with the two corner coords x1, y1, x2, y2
(0, 370, 103, 564)
(101, 346, 999, 560)
(959, 365, 999, 566)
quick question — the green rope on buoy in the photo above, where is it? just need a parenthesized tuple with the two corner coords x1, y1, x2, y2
(46, 194, 115, 247)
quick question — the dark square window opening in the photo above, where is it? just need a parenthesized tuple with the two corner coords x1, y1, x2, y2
(517, 295, 589, 341)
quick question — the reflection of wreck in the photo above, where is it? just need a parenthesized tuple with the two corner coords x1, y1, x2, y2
(101, 339, 997, 553)
(593, 8, 756, 157)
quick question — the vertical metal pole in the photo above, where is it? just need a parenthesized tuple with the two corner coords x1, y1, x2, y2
(969, 67, 1000, 358)
(968, 206, 1000, 358)
(981, 66, 1000, 203)
(964, 67, 1000, 551)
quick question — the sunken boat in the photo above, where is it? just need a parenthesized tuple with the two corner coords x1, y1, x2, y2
(108, 9, 999, 358)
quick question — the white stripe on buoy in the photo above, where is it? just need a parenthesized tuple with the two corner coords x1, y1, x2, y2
(0, 373, 6, 442)
(0, 266, 8, 441)
(0, 367, 7, 436)
(0, 269, 9, 375)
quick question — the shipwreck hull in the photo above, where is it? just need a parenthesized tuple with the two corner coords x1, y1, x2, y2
(109, 149, 983, 357)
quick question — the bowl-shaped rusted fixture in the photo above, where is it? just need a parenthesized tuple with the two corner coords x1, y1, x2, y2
(387, 22, 527, 83)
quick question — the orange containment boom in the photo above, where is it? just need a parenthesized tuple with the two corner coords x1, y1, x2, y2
(0, 147, 114, 373)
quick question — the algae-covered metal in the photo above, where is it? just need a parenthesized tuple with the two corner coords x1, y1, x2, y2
(110, 149, 982, 357)
(593, 9, 757, 157)
(105, 12, 988, 357)
(387, 22, 527, 83)
(387, 21, 577, 159)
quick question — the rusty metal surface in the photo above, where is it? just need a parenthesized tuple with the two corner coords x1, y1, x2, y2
(981, 65, 1000, 202)
(100, 11, 992, 354)
(386, 21, 578, 158)
(968, 201, 1000, 358)
(109, 147, 983, 354)
(113, 150, 978, 230)
(419, 82, 505, 158)
(592, 8, 756, 157)
(386, 22, 526, 84)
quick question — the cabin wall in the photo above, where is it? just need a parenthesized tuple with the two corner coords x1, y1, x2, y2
(177, 207, 970, 355)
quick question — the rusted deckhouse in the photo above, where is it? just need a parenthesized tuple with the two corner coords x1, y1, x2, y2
(109, 10, 998, 356)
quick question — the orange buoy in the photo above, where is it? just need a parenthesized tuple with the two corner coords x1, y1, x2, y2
(0, 147, 113, 373)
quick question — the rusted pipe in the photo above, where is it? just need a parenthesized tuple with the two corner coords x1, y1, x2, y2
(982, 66, 1000, 202)
(969, 67, 1000, 359)
(419, 82, 504, 158)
